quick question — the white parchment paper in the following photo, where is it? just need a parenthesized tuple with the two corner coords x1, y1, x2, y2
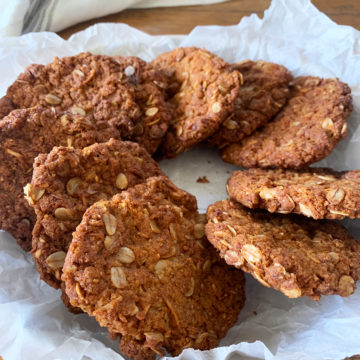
(1, 0, 360, 359)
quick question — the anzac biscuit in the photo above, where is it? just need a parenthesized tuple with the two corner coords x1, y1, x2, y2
(27, 139, 163, 294)
(1, 52, 171, 154)
(206, 199, 360, 300)
(0, 106, 135, 250)
(207, 60, 292, 147)
(62, 177, 245, 360)
(227, 167, 360, 220)
(221, 76, 353, 168)
(151, 47, 242, 158)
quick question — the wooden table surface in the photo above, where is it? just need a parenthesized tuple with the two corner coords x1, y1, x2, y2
(59, 0, 360, 39)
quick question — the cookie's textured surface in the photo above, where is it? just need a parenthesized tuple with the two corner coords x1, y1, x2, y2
(63, 177, 245, 360)
(206, 199, 360, 300)
(27, 139, 163, 292)
(221, 77, 353, 168)
(0, 106, 134, 250)
(3, 53, 171, 154)
(227, 168, 360, 220)
(207, 60, 292, 147)
(118, 56, 172, 154)
(151, 47, 242, 158)
(0, 96, 15, 118)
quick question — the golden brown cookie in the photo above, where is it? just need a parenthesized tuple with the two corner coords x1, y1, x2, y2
(221, 76, 353, 168)
(0, 96, 15, 118)
(227, 167, 360, 220)
(207, 60, 293, 147)
(26, 139, 163, 308)
(151, 47, 242, 158)
(206, 199, 360, 300)
(0, 105, 135, 251)
(1, 52, 171, 154)
(62, 177, 245, 360)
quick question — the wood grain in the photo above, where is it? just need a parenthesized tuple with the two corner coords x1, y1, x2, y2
(59, 0, 360, 39)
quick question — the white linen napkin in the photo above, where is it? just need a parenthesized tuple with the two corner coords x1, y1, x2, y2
(0, 0, 228, 37)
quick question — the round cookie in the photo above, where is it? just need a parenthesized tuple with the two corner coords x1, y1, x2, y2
(26, 139, 163, 293)
(2, 52, 171, 154)
(227, 167, 360, 220)
(221, 76, 353, 168)
(207, 60, 293, 148)
(206, 199, 360, 300)
(0, 106, 136, 250)
(62, 177, 246, 360)
(151, 47, 242, 158)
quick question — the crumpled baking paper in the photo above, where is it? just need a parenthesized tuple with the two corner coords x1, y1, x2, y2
(1, 0, 360, 359)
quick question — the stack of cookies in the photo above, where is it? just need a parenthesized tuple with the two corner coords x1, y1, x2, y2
(0, 47, 359, 360)
(202, 62, 360, 301)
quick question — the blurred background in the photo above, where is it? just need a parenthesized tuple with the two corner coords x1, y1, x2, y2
(0, 0, 359, 38)
(60, 0, 360, 38)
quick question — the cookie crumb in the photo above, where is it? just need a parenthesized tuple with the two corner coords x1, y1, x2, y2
(197, 176, 209, 183)
(253, 311, 257, 316)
